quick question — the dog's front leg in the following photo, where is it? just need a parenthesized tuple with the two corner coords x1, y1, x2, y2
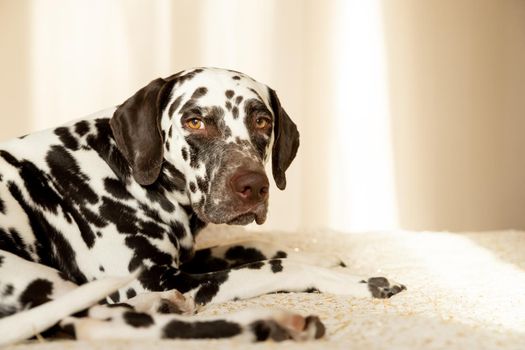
(180, 240, 345, 274)
(177, 259, 406, 307)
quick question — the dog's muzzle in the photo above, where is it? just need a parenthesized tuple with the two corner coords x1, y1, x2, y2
(227, 170, 269, 225)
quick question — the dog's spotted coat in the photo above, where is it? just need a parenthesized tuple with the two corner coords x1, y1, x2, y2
(0, 68, 405, 344)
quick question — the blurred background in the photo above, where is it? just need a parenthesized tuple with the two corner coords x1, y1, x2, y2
(1, 0, 525, 233)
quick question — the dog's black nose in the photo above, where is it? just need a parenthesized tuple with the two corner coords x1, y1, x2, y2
(230, 171, 269, 205)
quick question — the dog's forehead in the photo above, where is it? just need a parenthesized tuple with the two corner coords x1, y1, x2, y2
(176, 68, 271, 116)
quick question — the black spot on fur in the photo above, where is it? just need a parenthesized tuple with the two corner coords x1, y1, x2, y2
(180, 248, 229, 273)
(305, 315, 326, 339)
(168, 220, 188, 245)
(232, 75, 241, 80)
(179, 99, 197, 116)
(250, 320, 291, 342)
(106, 302, 133, 309)
(0, 151, 18, 166)
(186, 138, 201, 169)
(123, 311, 154, 328)
(225, 90, 234, 99)
(181, 147, 188, 161)
(192, 87, 208, 99)
(61, 323, 76, 338)
(269, 259, 283, 273)
(232, 106, 239, 119)
(0, 197, 4, 214)
(196, 176, 209, 194)
(46, 145, 99, 205)
(235, 96, 243, 105)
(126, 288, 137, 299)
(366, 277, 406, 298)
(188, 214, 206, 239)
(74, 120, 90, 136)
(143, 187, 175, 213)
(245, 261, 265, 270)
(99, 196, 139, 234)
(225, 246, 266, 263)
(2, 284, 13, 297)
(169, 95, 184, 118)
(54, 127, 79, 151)
(225, 101, 232, 111)
(66, 206, 97, 249)
(157, 299, 185, 314)
(0, 305, 17, 317)
(189, 181, 196, 193)
(0, 228, 33, 261)
(99, 265, 105, 272)
(139, 221, 165, 239)
(108, 291, 120, 303)
(19, 279, 53, 308)
(104, 177, 132, 200)
(272, 251, 287, 259)
(138, 203, 162, 223)
(80, 206, 108, 228)
(163, 319, 241, 339)
(194, 271, 229, 305)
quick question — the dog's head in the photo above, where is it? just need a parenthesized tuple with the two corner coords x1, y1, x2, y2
(110, 68, 299, 225)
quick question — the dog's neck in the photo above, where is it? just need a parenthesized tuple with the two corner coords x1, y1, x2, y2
(91, 118, 207, 240)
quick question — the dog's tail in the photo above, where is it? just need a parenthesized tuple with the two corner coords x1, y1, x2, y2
(0, 270, 139, 346)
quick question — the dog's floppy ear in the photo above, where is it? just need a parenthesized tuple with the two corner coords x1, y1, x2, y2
(110, 78, 172, 185)
(268, 88, 300, 190)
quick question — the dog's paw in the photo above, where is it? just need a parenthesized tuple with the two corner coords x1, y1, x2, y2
(250, 312, 325, 342)
(361, 277, 406, 298)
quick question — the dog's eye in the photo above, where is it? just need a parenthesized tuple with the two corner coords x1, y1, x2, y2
(186, 118, 205, 130)
(255, 117, 270, 130)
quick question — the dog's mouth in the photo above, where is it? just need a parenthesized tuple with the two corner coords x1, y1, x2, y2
(225, 206, 268, 225)
(227, 213, 256, 225)
(228, 203, 268, 225)
(195, 203, 268, 226)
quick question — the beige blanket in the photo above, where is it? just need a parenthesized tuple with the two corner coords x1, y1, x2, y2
(7, 226, 525, 349)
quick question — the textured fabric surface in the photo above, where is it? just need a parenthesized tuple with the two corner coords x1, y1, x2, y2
(8, 226, 525, 349)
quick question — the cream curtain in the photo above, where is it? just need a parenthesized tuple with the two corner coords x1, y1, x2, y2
(1, 0, 525, 232)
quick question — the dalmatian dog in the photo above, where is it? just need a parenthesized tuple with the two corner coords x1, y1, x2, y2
(0, 68, 405, 345)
